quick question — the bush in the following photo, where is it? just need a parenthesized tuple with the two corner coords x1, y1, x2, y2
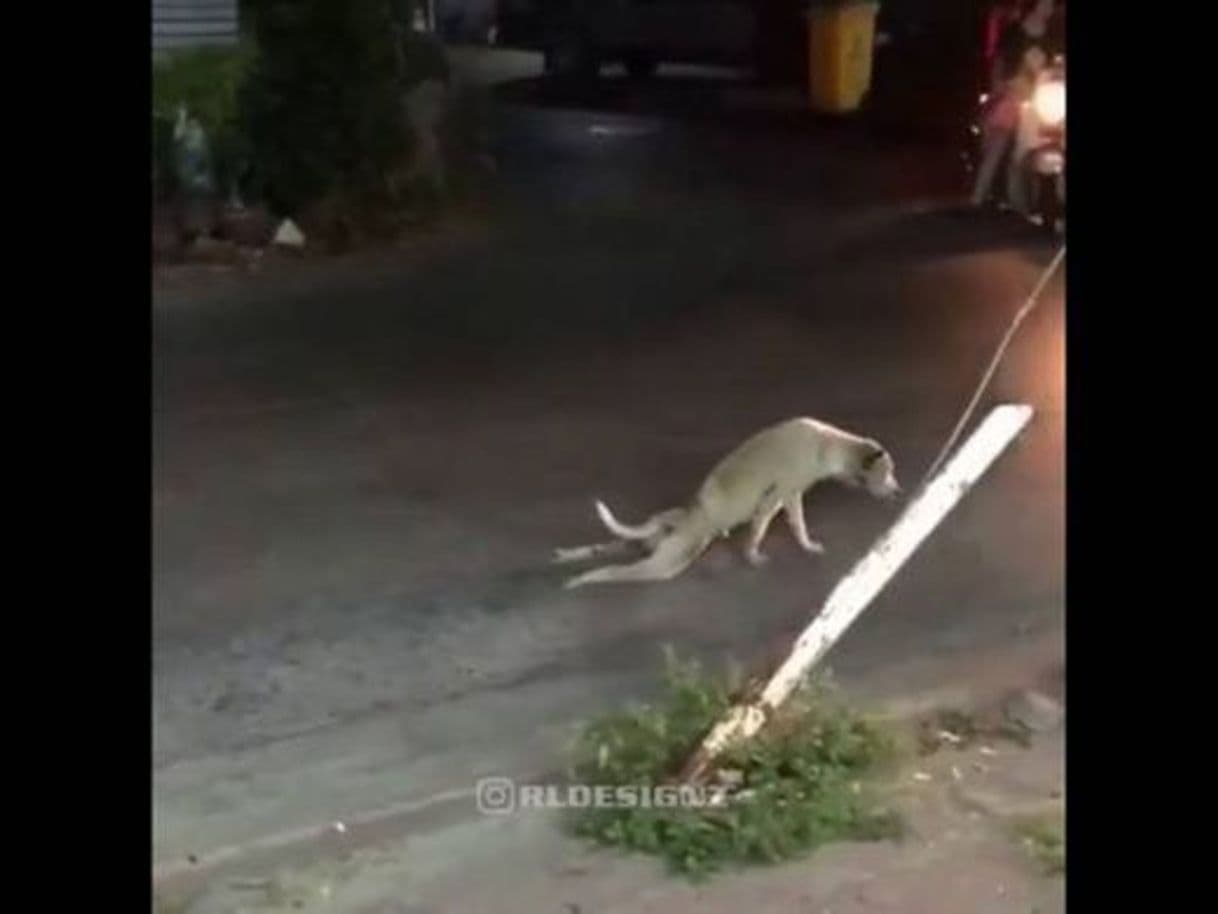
(566, 650, 903, 879)
(238, 0, 416, 221)
(152, 44, 254, 199)
(152, 3, 479, 244)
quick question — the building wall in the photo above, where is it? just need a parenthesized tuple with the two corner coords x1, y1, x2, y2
(153, 0, 239, 54)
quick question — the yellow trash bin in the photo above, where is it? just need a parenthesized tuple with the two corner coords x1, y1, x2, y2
(806, 1, 880, 114)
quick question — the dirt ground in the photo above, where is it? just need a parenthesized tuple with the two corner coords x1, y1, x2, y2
(163, 702, 1064, 914)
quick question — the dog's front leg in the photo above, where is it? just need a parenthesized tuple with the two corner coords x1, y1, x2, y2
(783, 495, 824, 555)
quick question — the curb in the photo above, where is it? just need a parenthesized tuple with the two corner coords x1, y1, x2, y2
(154, 629, 1063, 901)
(154, 787, 475, 902)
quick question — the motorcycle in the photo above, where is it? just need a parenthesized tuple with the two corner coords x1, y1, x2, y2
(965, 54, 1065, 233)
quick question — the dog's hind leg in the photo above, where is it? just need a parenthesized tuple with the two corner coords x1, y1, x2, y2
(563, 530, 711, 588)
(552, 539, 634, 564)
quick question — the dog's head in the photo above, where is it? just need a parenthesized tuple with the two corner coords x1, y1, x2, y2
(856, 442, 901, 499)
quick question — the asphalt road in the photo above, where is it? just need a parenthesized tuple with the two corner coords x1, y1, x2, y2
(152, 67, 1064, 866)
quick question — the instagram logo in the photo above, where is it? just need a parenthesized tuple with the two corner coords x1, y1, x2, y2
(475, 777, 516, 815)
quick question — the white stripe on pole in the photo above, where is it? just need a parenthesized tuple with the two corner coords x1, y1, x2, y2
(681, 403, 1035, 782)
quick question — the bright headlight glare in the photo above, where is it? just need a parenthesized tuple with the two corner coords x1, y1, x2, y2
(1032, 81, 1065, 125)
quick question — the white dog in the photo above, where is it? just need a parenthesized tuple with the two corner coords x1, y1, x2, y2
(555, 417, 900, 588)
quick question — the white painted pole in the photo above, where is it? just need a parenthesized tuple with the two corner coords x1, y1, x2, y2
(679, 403, 1036, 783)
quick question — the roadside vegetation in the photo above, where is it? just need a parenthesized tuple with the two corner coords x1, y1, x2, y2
(153, 0, 490, 256)
(565, 650, 903, 878)
(1014, 814, 1065, 876)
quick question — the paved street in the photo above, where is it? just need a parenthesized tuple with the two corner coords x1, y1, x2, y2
(153, 64, 1064, 872)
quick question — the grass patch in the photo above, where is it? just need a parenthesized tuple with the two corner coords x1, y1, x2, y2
(564, 649, 903, 879)
(1014, 815, 1065, 877)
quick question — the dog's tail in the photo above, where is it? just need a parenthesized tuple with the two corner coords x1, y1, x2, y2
(595, 499, 674, 541)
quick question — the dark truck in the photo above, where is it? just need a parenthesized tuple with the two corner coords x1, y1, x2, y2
(496, 0, 808, 83)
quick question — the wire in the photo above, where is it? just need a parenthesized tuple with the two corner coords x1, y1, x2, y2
(915, 244, 1065, 494)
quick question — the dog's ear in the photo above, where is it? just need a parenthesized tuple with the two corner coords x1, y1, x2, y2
(862, 442, 886, 469)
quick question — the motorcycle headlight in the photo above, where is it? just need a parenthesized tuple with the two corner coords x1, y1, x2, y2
(1032, 80, 1065, 126)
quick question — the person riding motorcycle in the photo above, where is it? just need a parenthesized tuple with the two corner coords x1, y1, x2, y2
(970, 0, 1059, 211)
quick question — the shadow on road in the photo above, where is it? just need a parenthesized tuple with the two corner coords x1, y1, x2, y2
(834, 207, 1060, 266)
(498, 71, 817, 123)
(491, 69, 968, 143)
